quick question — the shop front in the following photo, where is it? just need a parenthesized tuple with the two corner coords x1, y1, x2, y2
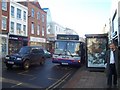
(46, 35, 55, 52)
(9, 35, 28, 55)
(29, 36, 46, 48)
(0, 34, 8, 59)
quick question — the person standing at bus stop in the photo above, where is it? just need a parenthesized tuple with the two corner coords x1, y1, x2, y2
(105, 42, 120, 88)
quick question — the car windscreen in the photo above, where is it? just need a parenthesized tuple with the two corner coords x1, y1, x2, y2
(19, 47, 30, 54)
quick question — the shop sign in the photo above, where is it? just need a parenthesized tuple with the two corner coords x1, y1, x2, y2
(18, 37, 23, 40)
(9, 36, 28, 41)
(30, 37, 46, 43)
(9, 37, 18, 40)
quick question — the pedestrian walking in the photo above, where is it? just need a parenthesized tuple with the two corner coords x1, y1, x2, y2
(104, 42, 120, 88)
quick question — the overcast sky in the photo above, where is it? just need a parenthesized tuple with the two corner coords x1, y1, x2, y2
(39, 0, 112, 37)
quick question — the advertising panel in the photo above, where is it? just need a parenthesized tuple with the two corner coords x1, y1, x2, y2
(85, 34, 108, 69)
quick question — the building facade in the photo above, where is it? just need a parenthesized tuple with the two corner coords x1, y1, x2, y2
(49, 22, 79, 41)
(64, 28, 78, 35)
(42, 8, 53, 51)
(50, 22, 66, 41)
(110, 0, 120, 77)
(0, 2, 1, 33)
(8, 2, 28, 55)
(110, 0, 120, 46)
(20, 2, 47, 48)
(0, 2, 2, 59)
(42, 8, 52, 35)
(0, 1, 9, 57)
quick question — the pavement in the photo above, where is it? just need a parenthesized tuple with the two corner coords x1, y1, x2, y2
(63, 65, 120, 89)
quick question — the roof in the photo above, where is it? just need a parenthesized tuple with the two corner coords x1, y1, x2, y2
(30, 2, 41, 9)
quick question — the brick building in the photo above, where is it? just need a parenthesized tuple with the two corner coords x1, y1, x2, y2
(0, 2, 1, 32)
(0, 2, 2, 59)
(0, 1, 9, 57)
(19, 1, 47, 48)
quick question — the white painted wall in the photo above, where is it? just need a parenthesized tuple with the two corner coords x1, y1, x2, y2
(9, 1, 28, 37)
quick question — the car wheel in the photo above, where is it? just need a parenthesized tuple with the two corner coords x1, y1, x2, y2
(40, 58, 45, 65)
(6, 64, 13, 69)
(23, 60, 30, 70)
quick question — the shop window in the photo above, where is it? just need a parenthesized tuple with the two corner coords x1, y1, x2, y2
(1, 37, 7, 57)
(9, 40, 22, 55)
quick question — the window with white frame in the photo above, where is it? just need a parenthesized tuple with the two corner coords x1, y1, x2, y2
(17, 8, 21, 19)
(2, 16, 7, 30)
(10, 22, 14, 33)
(42, 15, 45, 22)
(23, 11, 26, 21)
(23, 25, 26, 35)
(37, 12, 40, 20)
(11, 6, 14, 17)
(2, 0, 7, 11)
(31, 22, 34, 34)
(56, 26, 58, 31)
(42, 27, 45, 36)
(37, 25, 40, 35)
(31, 8, 34, 17)
(16, 23, 21, 34)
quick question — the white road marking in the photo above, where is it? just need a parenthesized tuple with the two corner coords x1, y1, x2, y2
(11, 83, 22, 88)
(18, 70, 29, 74)
(48, 78, 58, 81)
(2, 77, 42, 88)
(18, 71, 33, 77)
